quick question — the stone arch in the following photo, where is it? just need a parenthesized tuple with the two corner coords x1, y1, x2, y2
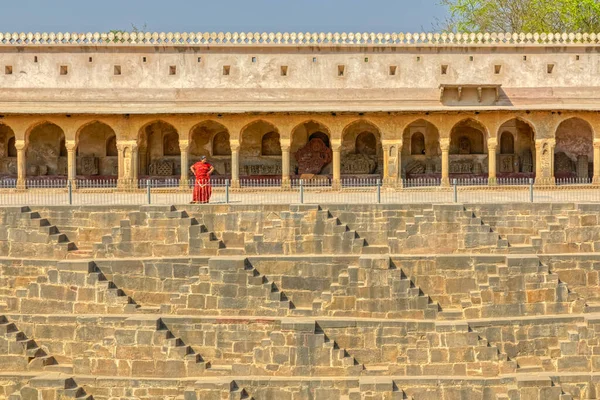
(76, 121, 118, 177)
(138, 120, 180, 178)
(554, 117, 593, 180)
(341, 120, 383, 176)
(449, 119, 488, 177)
(190, 120, 231, 176)
(0, 124, 17, 177)
(291, 120, 332, 176)
(240, 120, 281, 178)
(402, 119, 441, 178)
(497, 118, 536, 177)
(497, 116, 537, 141)
(25, 122, 67, 177)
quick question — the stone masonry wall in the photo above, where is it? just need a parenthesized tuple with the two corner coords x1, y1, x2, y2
(1, 203, 600, 399)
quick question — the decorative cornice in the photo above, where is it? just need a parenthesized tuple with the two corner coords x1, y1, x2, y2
(0, 31, 598, 46)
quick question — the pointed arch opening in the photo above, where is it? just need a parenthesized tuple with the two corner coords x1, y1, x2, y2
(76, 121, 118, 177)
(341, 120, 383, 178)
(291, 120, 332, 177)
(190, 120, 231, 177)
(402, 119, 441, 180)
(449, 119, 488, 178)
(138, 121, 180, 179)
(554, 117, 593, 182)
(240, 120, 281, 180)
(496, 118, 536, 178)
(0, 124, 17, 178)
(26, 122, 67, 178)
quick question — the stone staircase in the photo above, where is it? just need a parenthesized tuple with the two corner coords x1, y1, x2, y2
(7, 260, 147, 314)
(178, 256, 292, 316)
(389, 205, 505, 254)
(2, 206, 77, 259)
(93, 205, 227, 258)
(9, 375, 92, 399)
(467, 255, 583, 319)
(0, 315, 58, 372)
(314, 255, 442, 319)
(248, 319, 363, 376)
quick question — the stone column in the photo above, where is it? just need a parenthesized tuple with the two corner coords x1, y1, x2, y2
(593, 140, 600, 185)
(66, 140, 77, 184)
(332, 140, 342, 189)
(440, 138, 450, 186)
(231, 141, 240, 188)
(487, 138, 497, 185)
(281, 139, 291, 188)
(15, 140, 26, 189)
(117, 143, 124, 183)
(131, 143, 139, 186)
(382, 140, 402, 187)
(535, 139, 556, 186)
(179, 140, 189, 187)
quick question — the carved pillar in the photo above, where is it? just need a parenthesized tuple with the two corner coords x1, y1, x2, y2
(117, 141, 138, 189)
(15, 140, 26, 188)
(382, 140, 402, 186)
(66, 140, 77, 183)
(535, 138, 556, 186)
(487, 138, 497, 185)
(132, 143, 139, 186)
(594, 140, 600, 185)
(231, 141, 240, 188)
(117, 143, 124, 182)
(179, 140, 189, 187)
(332, 140, 341, 189)
(281, 139, 291, 188)
(440, 138, 450, 186)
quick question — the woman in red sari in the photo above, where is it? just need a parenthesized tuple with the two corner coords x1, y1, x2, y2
(190, 156, 215, 204)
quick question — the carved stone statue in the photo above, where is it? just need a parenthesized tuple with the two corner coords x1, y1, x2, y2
(405, 160, 426, 175)
(80, 156, 99, 175)
(341, 153, 377, 174)
(499, 155, 514, 173)
(295, 138, 333, 175)
(149, 159, 174, 176)
(521, 149, 533, 173)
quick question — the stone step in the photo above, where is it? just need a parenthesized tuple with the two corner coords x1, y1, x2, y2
(217, 248, 246, 256)
(361, 245, 389, 255)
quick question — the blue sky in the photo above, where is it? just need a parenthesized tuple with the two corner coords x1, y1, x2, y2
(0, 0, 447, 33)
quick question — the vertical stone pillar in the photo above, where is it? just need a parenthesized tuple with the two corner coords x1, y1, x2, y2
(332, 140, 342, 189)
(231, 141, 240, 188)
(15, 140, 26, 189)
(593, 140, 600, 185)
(117, 143, 124, 183)
(487, 138, 497, 185)
(382, 140, 402, 187)
(440, 138, 450, 186)
(535, 138, 556, 186)
(66, 140, 77, 184)
(179, 140, 189, 187)
(131, 143, 139, 186)
(281, 139, 291, 188)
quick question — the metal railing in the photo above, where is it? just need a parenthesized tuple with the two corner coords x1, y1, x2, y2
(1, 177, 600, 205)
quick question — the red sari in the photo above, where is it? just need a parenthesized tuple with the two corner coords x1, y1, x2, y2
(192, 161, 213, 203)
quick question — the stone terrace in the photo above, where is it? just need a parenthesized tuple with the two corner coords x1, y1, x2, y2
(1, 203, 600, 399)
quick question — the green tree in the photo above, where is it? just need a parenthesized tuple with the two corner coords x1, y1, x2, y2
(438, 0, 600, 32)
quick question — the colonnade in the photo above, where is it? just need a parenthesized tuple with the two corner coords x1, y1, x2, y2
(3, 112, 600, 187)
